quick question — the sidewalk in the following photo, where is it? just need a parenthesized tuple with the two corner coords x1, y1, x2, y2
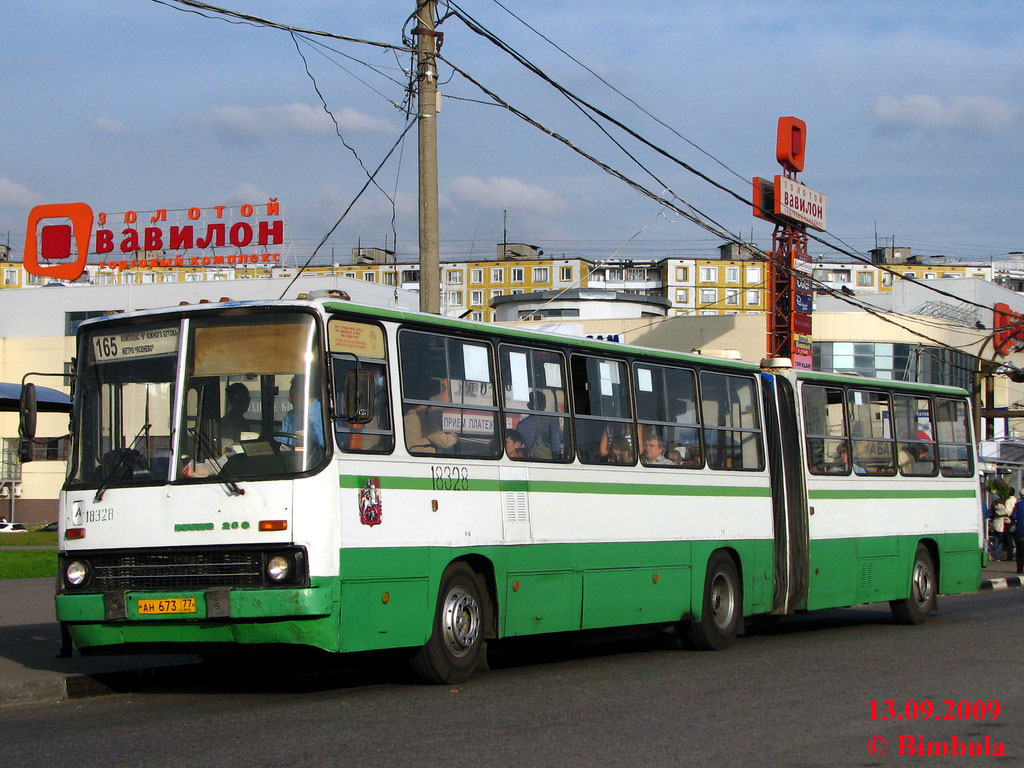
(0, 578, 195, 709)
(0, 558, 1020, 709)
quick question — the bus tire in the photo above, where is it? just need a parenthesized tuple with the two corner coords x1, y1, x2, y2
(890, 545, 936, 625)
(686, 551, 742, 651)
(411, 562, 486, 684)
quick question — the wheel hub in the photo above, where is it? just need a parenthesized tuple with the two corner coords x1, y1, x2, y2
(441, 586, 481, 657)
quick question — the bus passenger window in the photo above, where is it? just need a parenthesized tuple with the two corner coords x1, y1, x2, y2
(935, 398, 973, 477)
(328, 318, 394, 454)
(634, 362, 703, 469)
(398, 330, 500, 458)
(893, 394, 936, 476)
(802, 385, 850, 475)
(333, 359, 394, 453)
(571, 355, 634, 465)
(848, 389, 895, 475)
(498, 345, 571, 462)
(699, 372, 763, 471)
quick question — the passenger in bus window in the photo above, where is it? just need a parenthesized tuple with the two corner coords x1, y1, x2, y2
(220, 383, 251, 445)
(405, 380, 458, 454)
(515, 392, 563, 459)
(832, 443, 863, 474)
(505, 429, 526, 458)
(640, 427, 673, 466)
(597, 429, 634, 464)
(280, 375, 324, 452)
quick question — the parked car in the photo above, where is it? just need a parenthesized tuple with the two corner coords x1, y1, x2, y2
(38, 522, 58, 532)
(0, 522, 28, 533)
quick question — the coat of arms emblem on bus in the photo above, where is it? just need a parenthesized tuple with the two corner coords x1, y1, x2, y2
(359, 477, 382, 526)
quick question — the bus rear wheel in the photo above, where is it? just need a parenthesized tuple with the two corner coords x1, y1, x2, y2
(686, 551, 742, 650)
(890, 545, 936, 625)
(411, 562, 486, 684)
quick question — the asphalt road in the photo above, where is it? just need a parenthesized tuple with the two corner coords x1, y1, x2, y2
(3, 588, 1022, 767)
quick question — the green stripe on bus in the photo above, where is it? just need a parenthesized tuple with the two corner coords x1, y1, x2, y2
(809, 488, 977, 499)
(340, 474, 771, 497)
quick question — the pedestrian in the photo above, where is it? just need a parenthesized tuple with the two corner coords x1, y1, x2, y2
(1011, 495, 1024, 574)
(1001, 488, 1017, 562)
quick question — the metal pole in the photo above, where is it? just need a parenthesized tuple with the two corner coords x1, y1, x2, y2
(415, 0, 441, 314)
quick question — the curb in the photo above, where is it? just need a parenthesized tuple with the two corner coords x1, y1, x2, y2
(980, 576, 1023, 591)
(0, 665, 197, 709)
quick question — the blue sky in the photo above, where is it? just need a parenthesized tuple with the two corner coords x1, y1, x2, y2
(2, 1, 1021, 265)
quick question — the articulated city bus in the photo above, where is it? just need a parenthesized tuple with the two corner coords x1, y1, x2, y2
(45, 296, 983, 683)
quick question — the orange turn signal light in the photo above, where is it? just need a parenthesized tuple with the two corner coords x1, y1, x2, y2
(65, 528, 86, 540)
(259, 520, 288, 531)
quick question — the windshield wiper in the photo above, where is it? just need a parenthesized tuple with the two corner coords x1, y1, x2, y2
(94, 422, 151, 502)
(186, 425, 245, 496)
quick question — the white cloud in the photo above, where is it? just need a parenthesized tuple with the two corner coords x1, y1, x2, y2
(449, 176, 566, 215)
(206, 103, 392, 135)
(92, 116, 127, 134)
(872, 94, 1016, 133)
(0, 177, 44, 208)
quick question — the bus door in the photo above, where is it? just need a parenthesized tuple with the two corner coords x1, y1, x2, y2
(761, 373, 809, 613)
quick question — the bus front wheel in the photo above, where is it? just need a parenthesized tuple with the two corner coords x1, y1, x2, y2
(411, 562, 486, 684)
(890, 545, 936, 625)
(686, 551, 742, 650)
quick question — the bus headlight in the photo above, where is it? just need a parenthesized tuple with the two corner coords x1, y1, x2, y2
(66, 560, 89, 587)
(266, 555, 291, 583)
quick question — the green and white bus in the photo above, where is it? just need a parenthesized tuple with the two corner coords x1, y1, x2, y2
(48, 296, 983, 683)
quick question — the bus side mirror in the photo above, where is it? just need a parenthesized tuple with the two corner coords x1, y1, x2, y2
(18, 438, 33, 464)
(343, 369, 374, 424)
(20, 383, 37, 439)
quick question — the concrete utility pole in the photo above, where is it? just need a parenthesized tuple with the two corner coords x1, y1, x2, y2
(414, 0, 441, 314)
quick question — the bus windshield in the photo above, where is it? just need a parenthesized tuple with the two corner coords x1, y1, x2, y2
(68, 311, 326, 489)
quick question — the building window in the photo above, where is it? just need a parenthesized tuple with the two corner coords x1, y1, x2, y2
(560, 266, 573, 281)
(699, 310, 718, 316)
(447, 290, 464, 306)
(470, 290, 484, 306)
(699, 288, 717, 304)
(382, 272, 397, 286)
(470, 268, 483, 284)
(401, 269, 420, 283)
(745, 267, 761, 284)
(627, 268, 647, 281)
(725, 267, 740, 283)
(533, 267, 550, 283)
(491, 268, 504, 283)
(470, 311, 483, 321)
(510, 288, 525, 295)
(66, 310, 120, 336)
(857, 271, 875, 287)
(511, 268, 525, 283)
(675, 288, 689, 303)
(344, 272, 356, 278)
(699, 266, 717, 283)
(446, 270, 463, 285)
(675, 266, 689, 282)
(903, 272, 916, 279)
(924, 272, 936, 280)
(364, 272, 376, 283)
(491, 289, 503, 300)
(882, 272, 893, 286)
(725, 288, 740, 305)
(833, 270, 851, 283)
(3, 269, 17, 285)
(746, 289, 761, 305)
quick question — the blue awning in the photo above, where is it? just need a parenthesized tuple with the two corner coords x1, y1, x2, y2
(0, 382, 72, 413)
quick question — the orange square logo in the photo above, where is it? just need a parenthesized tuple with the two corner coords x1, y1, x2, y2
(24, 203, 94, 280)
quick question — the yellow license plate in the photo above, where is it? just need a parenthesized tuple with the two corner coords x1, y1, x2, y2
(137, 597, 197, 615)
